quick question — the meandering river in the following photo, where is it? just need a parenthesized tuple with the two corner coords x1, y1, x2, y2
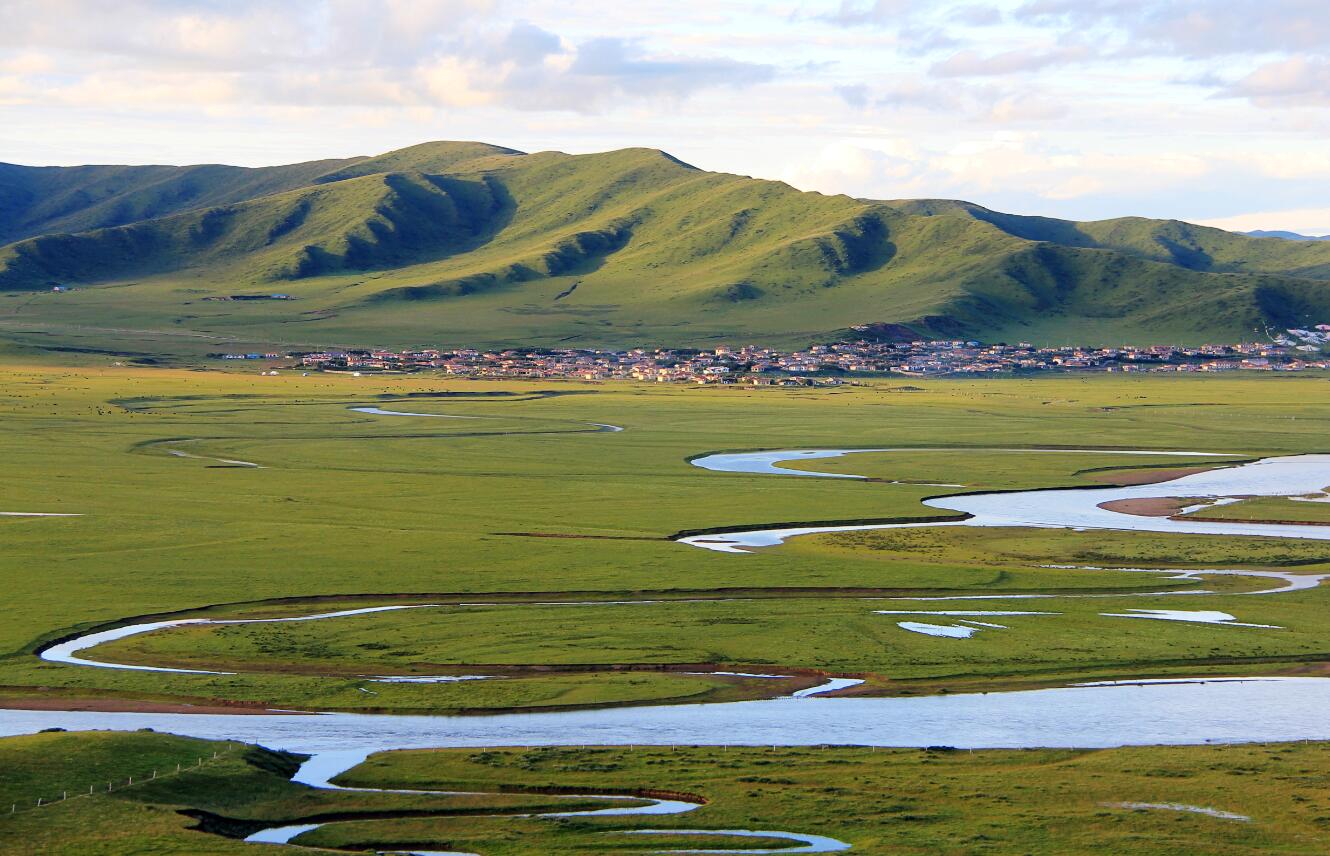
(9, 444, 1330, 852)
(5, 679, 1330, 749)
(13, 446, 1330, 749)
(239, 749, 848, 854)
(681, 450, 1330, 552)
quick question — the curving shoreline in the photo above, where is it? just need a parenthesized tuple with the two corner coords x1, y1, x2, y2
(680, 450, 1330, 552)
(0, 511, 81, 517)
(690, 447, 1237, 480)
(9, 678, 1330, 748)
(27, 446, 1330, 718)
(40, 605, 443, 676)
(235, 749, 845, 856)
(146, 401, 624, 472)
(36, 600, 867, 705)
(349, 406, 476, 419)
(166, 448, 262, 467)
(12, 441, 1330, 854)
(351, 403, 624, 433)
(44, 560, 1318, 703)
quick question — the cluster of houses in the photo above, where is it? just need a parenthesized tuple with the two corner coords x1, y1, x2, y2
(882, 339, 1330, 375)
(218, 328, 1330, 381)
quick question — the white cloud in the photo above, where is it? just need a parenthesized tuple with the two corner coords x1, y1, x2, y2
(410, 34, 775, 113)
(0, 2, 773, 113)
(816, 0, 919, 27)
(419, 58, 496, 108)
(1245, 150, 1330, 181)
(1223, 56, 1330, 107)
(567, 38, 774, 99)
(3, 0, 1330, 228)
(1016, 0, 1330, 58)
(986, 93, 1067, 121)
(0, 51, 54, 74)
(782, 135, 1213, 207)
(1197, 207, 1330, 237)
(0, 74, 28, 105)
(930, 45, 1091, 77)
(782, 140, 922, 197)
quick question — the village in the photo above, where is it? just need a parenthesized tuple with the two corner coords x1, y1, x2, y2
(215, 325, 1330, 383)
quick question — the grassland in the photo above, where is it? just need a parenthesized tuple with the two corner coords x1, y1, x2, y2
(3, 366, 1330, 714)
(8, 729, 1330, 854)
(1180, 496, 1330, 525)
(0, 730, 619, 855)
(84, 581, 1330, 704)
(323, 742, 1330, 855)
(5, 365, 1330, 853)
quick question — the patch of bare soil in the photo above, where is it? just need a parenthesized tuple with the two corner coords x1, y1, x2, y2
(0, 696, 297, 715)
(1098, 497, 1194, 517)
(1089, 466, 1217, 486)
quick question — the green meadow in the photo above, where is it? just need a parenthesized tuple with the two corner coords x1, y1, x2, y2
(3, 367, 1330, 713)
(5, 364, 1330, 852)
(1181, 495, 1330, 524)
(6, 730, 1330, 854)
(323, 742, 1330, 855)
(0, 731, 618, 855)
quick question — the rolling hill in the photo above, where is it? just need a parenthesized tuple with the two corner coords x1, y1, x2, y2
(2, 140, 1329, 352)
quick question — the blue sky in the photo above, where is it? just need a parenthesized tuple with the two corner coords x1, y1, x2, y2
(4, 0, 1330, 233)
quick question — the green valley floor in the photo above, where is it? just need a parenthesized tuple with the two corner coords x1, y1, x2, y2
(3, 365, 1330, 852)
(5, 731, 1330, 854)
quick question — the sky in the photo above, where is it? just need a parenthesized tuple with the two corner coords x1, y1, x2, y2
(4, 0, 1330, 234)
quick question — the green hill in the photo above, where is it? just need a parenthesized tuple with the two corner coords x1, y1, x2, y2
(0, 170, 506, 284)
(0, 157, 362, 245)
(2, 140, 1328, 351)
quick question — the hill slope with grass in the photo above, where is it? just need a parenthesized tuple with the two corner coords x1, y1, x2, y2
(0, 157, 365, 245)
(2, 140, 1329, 350)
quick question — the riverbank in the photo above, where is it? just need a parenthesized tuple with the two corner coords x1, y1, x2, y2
(27, 558, 1329, 717)
(9, 367, 1330, 850)
(14, 729, 1330, 853)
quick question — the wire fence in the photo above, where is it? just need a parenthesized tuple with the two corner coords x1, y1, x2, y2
(4, 742, 241, 819)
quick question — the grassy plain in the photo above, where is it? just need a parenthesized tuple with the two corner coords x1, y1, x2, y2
(8, 729, 1330, 854)
(88, 584, 1330, 701)
(0, 731, 617, 855)
(4, 367, 1330, 713)
(321, 742, 1330, 855)
(5, 366, 1330, 854)
(1181, 496, 1330, 524)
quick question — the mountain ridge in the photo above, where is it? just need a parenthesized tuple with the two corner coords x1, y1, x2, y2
(2, 140, 1328, 349)
(1244, 230, 1330, 242)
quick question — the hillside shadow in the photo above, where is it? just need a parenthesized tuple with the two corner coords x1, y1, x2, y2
(424, 173, 517, 256)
